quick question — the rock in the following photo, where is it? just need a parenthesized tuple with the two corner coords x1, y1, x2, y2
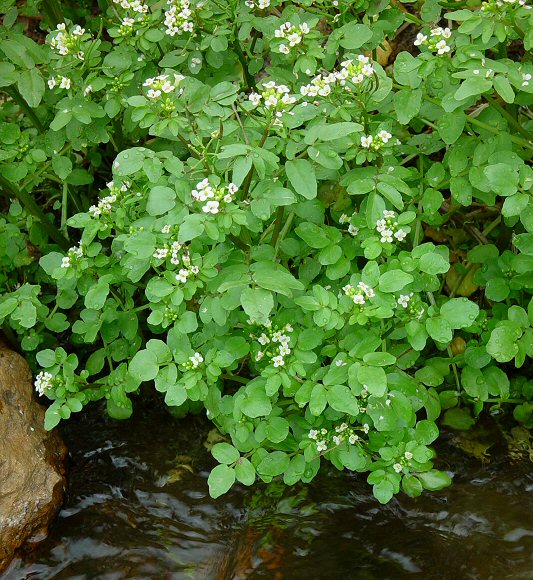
(0, 342, 67, 573)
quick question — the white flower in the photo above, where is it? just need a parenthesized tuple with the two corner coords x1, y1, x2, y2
(203, 200, 220, 214)
(414, 33, 427, 46)
(394, 229, 407, 241)
(393, 463, 403, 473)
(522, 73, 532, 86)
(272, 355, 285, 367)
(61, 256, 71, 268)
(404, 451, 413, 460)
(353, 294, 365, 305)
(176, 269, 189, 283)
(153, 248, 169, 260)
(363, 423, 370, 434)
(279, 44, 290, 54)
(332, 435, 343, 446)
(228, 182, 238, 195)
(308, 429, 318, 440)
(59, 77, 71, 89)
(349, 434, 359, 445)
(256, 350, 264, 361)
(72, 25, 85, 36)
(249, 92, 262, 106)
(258, 333, 270, 345)
(48, 78, 57, 89)
(436, 40, 450, 55)
(34, 371, 54, 396)
(348, 224, 359, 236)
(361, 135, 373, 148)
(383, 210, 396, 218)
(378, 130, 392, 143)
(162, 224, 171, 234)
(398, 293, 413, 308)
(316, 440, 328, 452)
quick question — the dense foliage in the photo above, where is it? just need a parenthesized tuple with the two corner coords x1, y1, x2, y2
(0, 0, 532, 502)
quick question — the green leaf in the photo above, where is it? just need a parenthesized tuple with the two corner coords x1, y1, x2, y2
(415, 420, 439, 444)
(212, 442, 240, 464)
(147, 186, 176, 216)
(437, 111, 466, 144)
(327, 384, 359, 415)
(235, 458, 256, 486)
(240, 287, 274, 325)
(426, 317, 452, 343)
(417, 470, 452, 491)
(484, 163, 519, 197)
(486, 327, 518, 362)
(208, 464, 235, 498)
(114, 148, 147, 176)
(129, 349, 159, 381)
(17, 68, 44, 108)
(379, 270, 413, 292)
(373, 479, 395, 504)
(440, 298, 479, 329)
(285, 159, 317, 200)
(257, 451, 290, 477)
(357, 365, 387, 396)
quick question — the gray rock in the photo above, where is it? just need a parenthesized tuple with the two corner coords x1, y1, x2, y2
(0, 342, 67, 573)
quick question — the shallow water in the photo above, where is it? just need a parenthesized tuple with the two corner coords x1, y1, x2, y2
(4, 404, 533, 580)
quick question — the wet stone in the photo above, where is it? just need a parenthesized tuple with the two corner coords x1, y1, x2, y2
(0, 343, 67, 573)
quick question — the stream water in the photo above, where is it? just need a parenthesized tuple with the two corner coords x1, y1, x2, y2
(4, 403, 533, 580)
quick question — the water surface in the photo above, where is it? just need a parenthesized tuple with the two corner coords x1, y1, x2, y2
(4, 404, 533, 579)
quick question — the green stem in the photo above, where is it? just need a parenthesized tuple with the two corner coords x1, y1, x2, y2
(6, 87, 45, 133)
(232, 41, 256, 90)
(270, 207, 285, 249)
(0, 175, 70, 249)
(274, 210, 294, 258)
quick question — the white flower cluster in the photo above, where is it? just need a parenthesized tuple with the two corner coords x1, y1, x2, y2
(50, 23, 86, 59)
(191, 178, 238, 214)
(360, 130, 392, 151)
(47, 76, 71, 90)
(308, 422, 366, 454)
(250, 320, 294, 367)
(414, 27, 452, 56)
(249, 81, 296, 125)
(339, 212, 359, 236)
(300, 56, 375, 98)
(152, 239, 199, 282)
(182, 352, 204, 370)
(164, 0, 194, 36)
(274, 22, 310, 54)
(396, 293, 425, 319)
(143, 74, 185, 100)
(481, 0, 530, 12)
(393, 450, 414, 473)
(245, 0, 270, 7)
(342, 281, 375, 305)
(376, 210, 407, 243)
(113, 0, 148, 12)
(89, 181, 128, 218)
(34, 371, 54, 397)
(397, 293, 413, 308)
(61, 244, 83, 269)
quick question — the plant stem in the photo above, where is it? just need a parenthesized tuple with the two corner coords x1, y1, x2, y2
(6, 87, 45, 133)
(270, 207, 284, 248)
(0, 175, 70, 249)
(274, 210, 294, 258)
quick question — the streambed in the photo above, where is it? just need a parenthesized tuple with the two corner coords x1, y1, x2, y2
(4, 404, 533, 580)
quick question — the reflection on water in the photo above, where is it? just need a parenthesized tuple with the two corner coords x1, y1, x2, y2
(4, 403, 533, 580)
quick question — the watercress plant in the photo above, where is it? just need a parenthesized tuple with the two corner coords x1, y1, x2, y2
(0, 0, 532, 503)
